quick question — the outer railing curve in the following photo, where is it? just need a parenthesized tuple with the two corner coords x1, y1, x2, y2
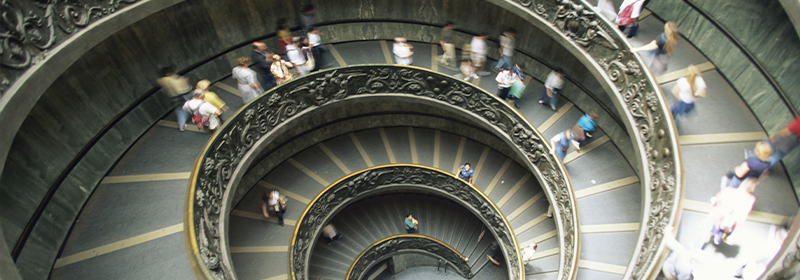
(485, 0, 685, 278)
(345, 234, 471, 279)
(185, 65, 579, 280)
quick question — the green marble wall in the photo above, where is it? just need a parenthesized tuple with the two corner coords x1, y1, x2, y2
(646, 0, 800, 199)
(2, 0, 639, 277)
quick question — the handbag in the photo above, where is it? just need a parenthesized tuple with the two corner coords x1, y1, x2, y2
(617, 0, 640, 26)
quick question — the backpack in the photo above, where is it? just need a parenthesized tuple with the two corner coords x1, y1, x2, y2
(189, 101, 210, 129)
(617, 0, 640, 26)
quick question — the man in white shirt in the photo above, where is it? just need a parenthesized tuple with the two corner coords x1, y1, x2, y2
(495, 69, 516, 101)
(393, 37, 413, 65)
(539, 68, 565, 111)
(495, 28, 517, 71)
(470, 33, 488, 78)
(286, 37, 309, 76)
(183, 90, 221, 130)
(307, 27, 324, 71)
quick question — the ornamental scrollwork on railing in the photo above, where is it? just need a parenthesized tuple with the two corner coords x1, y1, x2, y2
(347, 234, 471, 279)
(291, 165, 513, 280)
(188, 65, 578, 280)
(0, 0, 138, 92)
(511, 0, 681, 279)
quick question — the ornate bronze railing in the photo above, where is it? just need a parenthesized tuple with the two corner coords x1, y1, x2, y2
(487, 0, 684, 278)
(346, 234, 471, 279)
(185, 65, 579, 280)
(291, 165, 512, 279)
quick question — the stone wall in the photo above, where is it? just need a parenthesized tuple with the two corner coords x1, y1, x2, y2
(646, 0, 800, 200)
(0, 0, 636, 278)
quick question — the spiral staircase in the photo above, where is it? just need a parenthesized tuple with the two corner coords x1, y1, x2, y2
(2, 0, 799, 280)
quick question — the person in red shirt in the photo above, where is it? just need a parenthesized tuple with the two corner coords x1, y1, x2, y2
(765, 117, 800, 167)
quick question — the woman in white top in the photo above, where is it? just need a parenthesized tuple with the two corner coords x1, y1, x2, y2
(270, 54, 295, 86)
(393, 37, 413, 65)
(670, 64, 706, 119)
(232, 56, 262, 104)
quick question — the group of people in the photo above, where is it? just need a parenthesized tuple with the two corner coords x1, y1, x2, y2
(157, 67, 228, 131)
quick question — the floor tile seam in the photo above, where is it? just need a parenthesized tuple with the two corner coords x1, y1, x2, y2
(576, 259, 627, 275)
(317, 143, 352, 174)
(229, 246, 288, 253)
(496, 173, 533, 208)
(378, 40, 394, 64)
(519, 230, 558, 248)
(378, 128, 397, 163)
(326, 44, 348, 67)
(677, 131, 767, 145)
(230, 209, 298, 226)
(257, 181, 312, 205)
(54, 223, 183, 268)
(213, 82, 242, 97)
(574, 176, 640, 199)
(156, 120, 208, 133)
(483, 158, 512, 196)
(562, 135, 610, 164)
(537, 102, 574, 132)
(527, 247, 559, 261)
(579, 223, 640, 233)
(681, 199, 793, 225)
(506, 192, 545, 222)
(101, 171, 192, 184)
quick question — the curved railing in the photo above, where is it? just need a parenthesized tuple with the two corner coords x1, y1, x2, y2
(346, 234, 471, 279)
(185, 65, 579, 280)
(486, 0, 684, 278)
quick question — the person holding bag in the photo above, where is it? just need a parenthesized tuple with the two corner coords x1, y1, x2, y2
(271, 54, 295, 86)
(616, 0, 645, 38)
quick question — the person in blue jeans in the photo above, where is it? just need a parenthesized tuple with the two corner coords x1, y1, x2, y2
(495, 28, 516, 71)
(156, 66, 193, 131)
(550, 129, 573, 161)
(457, 163, 474, 184)
(539, 68, 565, 111)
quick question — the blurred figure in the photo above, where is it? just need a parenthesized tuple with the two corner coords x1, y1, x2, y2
(252, 42, 277, 92)
(661, 226, 696, 280)
(262, 190, 287, 226)
(404, 213, 418, 233)
(393, 37, 414, 65)
(439, 21, 458, 66)
(495, 28, 517, 71)
(470, 32, 488, 76)
(697, 178, 758, 248)
(571, 111, 599, 151)
(671, 64, 707, 119)
(156, 66, 193, 131)
(505, 63, 526, 108)
(765, 116, 800, 167)
(630, 21, 679, 77)
(550, 129, 575, 162)
(299, 4, 316, 33)
(460, 44, 476, 81)
(276, 18, 292, 54)
(734, 225, 788, 279)
(270, 54, 295, 86)
(195, 80, 228, 123)
(539, 68, 565, 111)
(457, 162, 474, 184)
(307, 27, 325, 71)
(487, 241, 503, 266)
(183, 90, 221, 130)
(595, 0, 618, 22)
(615, 0, 645, 38)
(286, 37, 310, 76)
(231, 57, 262, 104)
(722, 141, 773, 189)
(321, 223, 343, 245)
(522, 243, 538, 266)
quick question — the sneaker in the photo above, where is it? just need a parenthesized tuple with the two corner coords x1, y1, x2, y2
(539, 101, 545, 108)
(279, 220, 284, 227)
(464, 76, 471, 81)
(471, 73, 479, 79)
(179, 127, 185, 132)
(551, 105, 557, 111)
(713, 232, 722, 245)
